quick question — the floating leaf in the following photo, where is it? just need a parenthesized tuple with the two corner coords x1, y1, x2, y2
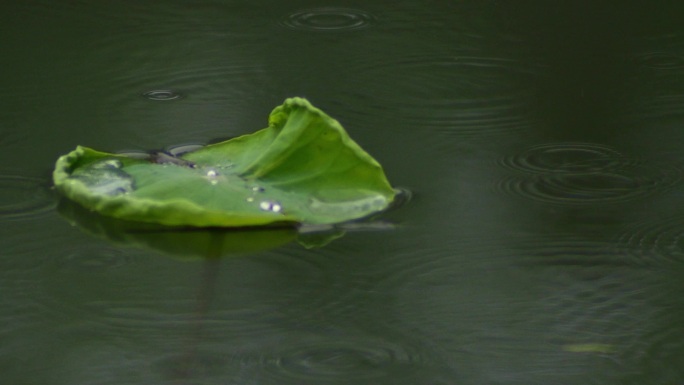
(53, 98, 397, 227)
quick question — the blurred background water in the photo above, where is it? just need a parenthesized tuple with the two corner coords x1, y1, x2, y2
(2, 1, 684, 384)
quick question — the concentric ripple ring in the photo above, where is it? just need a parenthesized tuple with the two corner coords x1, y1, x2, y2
(0, 174, 55, 221)
(281, 8, 376, 32)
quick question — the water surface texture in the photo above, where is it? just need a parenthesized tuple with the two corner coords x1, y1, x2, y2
(2, 1, 684, 384)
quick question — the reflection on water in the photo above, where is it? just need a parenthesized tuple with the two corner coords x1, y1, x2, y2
(3, 0, 684, 384)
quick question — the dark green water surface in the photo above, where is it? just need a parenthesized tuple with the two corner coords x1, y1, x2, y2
(2, 1, 684, 384)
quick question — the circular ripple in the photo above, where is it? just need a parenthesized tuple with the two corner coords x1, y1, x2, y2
(529, 264, 659, 371)
(24, 244, 199, 340)
(32, 249, 335, 342)
(516, 238, 635, 268)
(52, 244, 135, 271)
(339, 54, 536, 137)
(635, 52, 684, 70)
(34, 281, 199, 340)
(281, 8, 375, 32)
(0, 174, 55, 221)
(496, 172, 654, 205)
(615, 216, 684, 266)
(255, 334, 423, 383)
(631, 94, 684, 120)
(155, 350, 232, 381)
(497, 143, 684, 205)
(499, 143, 630, 174)
(142, 89, 182, 101)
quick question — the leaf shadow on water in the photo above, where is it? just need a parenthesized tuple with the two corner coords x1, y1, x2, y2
(56, 186, 410, 260)
(56, 191, 410, 382)
(57, 197, 312, 381)
(57, 198, 299, 260)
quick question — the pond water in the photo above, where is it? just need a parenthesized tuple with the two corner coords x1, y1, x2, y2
(2, 1, 684, 384)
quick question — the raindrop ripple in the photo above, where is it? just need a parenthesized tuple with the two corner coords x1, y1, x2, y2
(142, 89, 182, 101)
(499, 143, 631, 174)
(634, 52, 684, 70)
(281, 7, 376, 32)
(615, 216, 684, 266)
(54, 244, 136, 271)
(339, 53, 536, 138)
(0, 174, 56, 221)
(254, 334, 424, 383)
(496, 143, 684, 205)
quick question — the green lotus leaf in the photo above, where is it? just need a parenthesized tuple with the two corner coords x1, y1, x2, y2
(53, 97, 396, 227)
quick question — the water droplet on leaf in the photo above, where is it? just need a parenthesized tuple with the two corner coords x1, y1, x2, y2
(166, 143, 204, 157)
(259, 200, 282, 213)
(308, 192, 388, 217)
(93, 159, 123, 169)
(70, 159, 134, 196)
